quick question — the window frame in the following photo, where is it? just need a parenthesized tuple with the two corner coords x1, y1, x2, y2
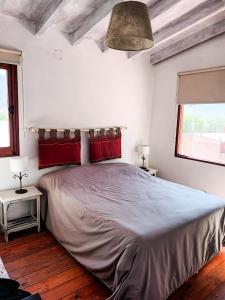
(175, 104, 225, 167)
(0, 63, 19, 158)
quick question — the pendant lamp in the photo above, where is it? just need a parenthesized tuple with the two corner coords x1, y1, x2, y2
(105, 1, 154, 51)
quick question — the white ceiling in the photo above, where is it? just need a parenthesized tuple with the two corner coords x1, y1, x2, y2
(1, 0, 225, 63)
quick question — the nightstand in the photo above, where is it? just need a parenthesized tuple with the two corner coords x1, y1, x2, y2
(147, 167, 158, 177)
(0, 186, 42, 242)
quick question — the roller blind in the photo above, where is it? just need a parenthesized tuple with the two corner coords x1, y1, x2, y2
(0, 48, 21, 65)
(177, 67, 225, 104)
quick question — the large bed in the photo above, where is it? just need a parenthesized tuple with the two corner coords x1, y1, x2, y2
(39, 163, 225, 300)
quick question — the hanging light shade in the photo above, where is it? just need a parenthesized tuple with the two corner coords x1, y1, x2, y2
(105, 1, 154, 51)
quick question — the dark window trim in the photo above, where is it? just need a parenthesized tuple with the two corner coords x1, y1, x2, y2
(175, 104, 225, 167)
(0, 63, 19, 158)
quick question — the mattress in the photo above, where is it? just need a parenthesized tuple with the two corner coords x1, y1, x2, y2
(39, 163, 225, 300)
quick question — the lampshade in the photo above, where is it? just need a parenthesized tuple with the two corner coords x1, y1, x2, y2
(10, 156, 28, 173)
(105, 1, 154, 51)
(138, 145, 150, 156)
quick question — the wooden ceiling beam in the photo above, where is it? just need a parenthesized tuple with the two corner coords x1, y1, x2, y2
(63, 0, 121, 45)
(153, 0, 225, 43)
(128, 0, 225, 60)
(149, 0, 182, 19)
(33, 0, 66, 34)
(1, 0, 65, 34)
(34, 0, 67, 34)
(150, 9, 225, 64)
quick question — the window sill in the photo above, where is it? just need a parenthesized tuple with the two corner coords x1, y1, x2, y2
(175, 153, 225, 167)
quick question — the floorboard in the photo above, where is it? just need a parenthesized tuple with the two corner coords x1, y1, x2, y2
(1, 230, 225, 299)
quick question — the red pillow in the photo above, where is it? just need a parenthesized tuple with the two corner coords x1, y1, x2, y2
(89, 128, 122, 163)
(38, 129, 81, 169)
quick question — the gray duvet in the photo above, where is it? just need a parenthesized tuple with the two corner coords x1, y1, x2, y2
(39, 163, 225, 300)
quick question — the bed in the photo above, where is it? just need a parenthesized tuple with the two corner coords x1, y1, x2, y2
(39, 163, 225, 300)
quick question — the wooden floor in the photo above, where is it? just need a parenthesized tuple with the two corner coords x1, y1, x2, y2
(1, 230, 225, 300)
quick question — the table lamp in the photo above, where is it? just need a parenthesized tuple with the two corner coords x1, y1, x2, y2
(9, 156, 28, 194)
(138, 145, 150, 170)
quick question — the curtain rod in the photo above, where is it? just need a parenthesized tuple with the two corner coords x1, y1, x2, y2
(26, 126, 127, 133)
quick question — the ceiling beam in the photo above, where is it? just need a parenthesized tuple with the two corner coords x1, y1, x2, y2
(1, 0, 65, 35)
(153, 0, 225, 43)
(63, 0, 121, 45)
(149, 0, 182, 19)
(128, 0, 225, 60)
(150, 9, 225, 64)
(34, 0, 67, 34)
(33, 0, 65, 34)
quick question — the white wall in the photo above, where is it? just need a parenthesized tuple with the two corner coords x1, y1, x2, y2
(150, 33, 225, 199)
(4, 9, 225, 221)
(0, 15, 153, 218)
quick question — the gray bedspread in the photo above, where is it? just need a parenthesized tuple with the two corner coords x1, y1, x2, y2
(39, 163, 225, 300)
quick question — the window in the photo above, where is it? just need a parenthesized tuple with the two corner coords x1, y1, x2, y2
(175, 104, 225, 166)
(0, 63, 19, 157)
